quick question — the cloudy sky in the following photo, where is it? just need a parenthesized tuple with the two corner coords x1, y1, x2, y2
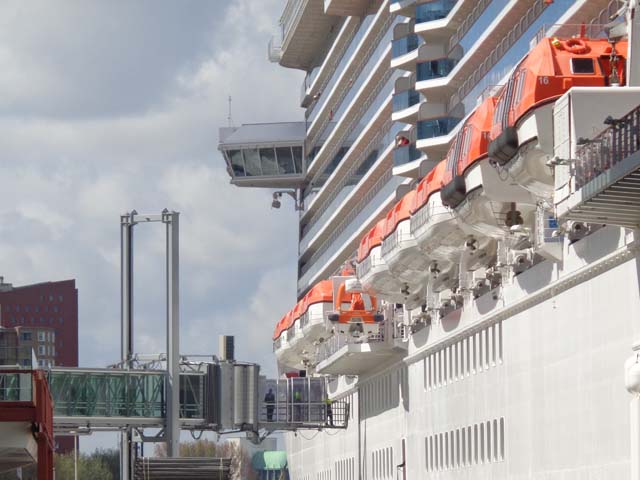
(0, 0, 303, 449)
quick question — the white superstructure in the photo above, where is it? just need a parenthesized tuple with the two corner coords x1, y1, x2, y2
(219, 0, 640, 478)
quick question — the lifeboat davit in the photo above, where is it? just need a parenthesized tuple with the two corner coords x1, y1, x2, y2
(488, 37, 627, 200)
(380, 190, 430, 308)
(441, 95, 535, 240)
(356, 219, 406, 302)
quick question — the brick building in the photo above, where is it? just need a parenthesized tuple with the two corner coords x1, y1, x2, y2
(0, 278, 77, 368)
(0, 277, 78, 453)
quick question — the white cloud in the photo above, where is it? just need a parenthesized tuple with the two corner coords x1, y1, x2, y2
(0, 0, 303, 404)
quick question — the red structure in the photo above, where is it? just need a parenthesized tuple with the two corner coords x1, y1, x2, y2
(0, 278, 78, 453)
(0, 370, 54, 480)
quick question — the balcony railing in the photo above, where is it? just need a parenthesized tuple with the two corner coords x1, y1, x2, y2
(392, 34, 420, 58)
(393, 89, 421, 112)
(416, 58, 457, 82)
(575, 108, 640, 190)
(417, 117, 461, 140)
(393, 144, 423, 167)
(415, 1, 456, 24)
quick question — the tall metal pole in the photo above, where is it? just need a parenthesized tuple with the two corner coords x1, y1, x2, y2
(627, 0, 640, 87)
(164, 210, 181, 457)
(120, 211, 136, 480)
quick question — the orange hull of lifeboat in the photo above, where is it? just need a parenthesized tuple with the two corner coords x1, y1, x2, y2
(488, 37, 627, 199)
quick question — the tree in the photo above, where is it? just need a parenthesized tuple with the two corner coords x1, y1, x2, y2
(53, 453, 113, 480)
(0, 449, 116, 480)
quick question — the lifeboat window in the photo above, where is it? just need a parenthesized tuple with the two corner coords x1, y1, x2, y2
(460, 125, 473, 161)
(513, 70, 527, 105)
(571, 58, 595, 74)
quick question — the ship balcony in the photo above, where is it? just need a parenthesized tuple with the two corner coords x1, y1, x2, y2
(218, 122, 306, 189)
(269, 0, 342, 71)
(393, 144, 435, 178)
(324, 0, 382, 16)
(416, 116, 461, 145)
(391, 29, 420, 71)
(553, 88, 640, 228)
(392, 40, 448, 72)
(390, 0, 416, 17)
(315, 318, 408, 375)
(415, 57, 458, 98)
(415, 0, 486, 42)
(392, 89, 421, 124)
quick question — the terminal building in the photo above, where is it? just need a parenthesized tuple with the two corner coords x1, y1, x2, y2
(0, 277, 78, 453)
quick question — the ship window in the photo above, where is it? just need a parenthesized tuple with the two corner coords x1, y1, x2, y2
(571, 58, 595, 74)
(243, 148, 261, 176)
(259, 148, 278, 175)
(228, 150, 245, 176)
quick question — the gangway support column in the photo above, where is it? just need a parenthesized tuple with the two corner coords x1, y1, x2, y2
(120, 211, 135, 480)
(163, 210, 180, 457)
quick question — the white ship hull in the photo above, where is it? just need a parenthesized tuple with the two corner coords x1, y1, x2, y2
(286, 226, 638, 479)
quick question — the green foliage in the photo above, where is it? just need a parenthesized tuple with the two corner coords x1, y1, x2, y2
(54, 452, 113, 480)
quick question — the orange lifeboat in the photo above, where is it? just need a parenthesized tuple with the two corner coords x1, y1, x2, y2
(409, 160, 464, 292)
(327, 278, 384, 336)
(300, 279, 334, 345)
(488, 37, 627, 199)
(273, 309, 296, 366)
(356, 219, 406, 302)
(440, 95, 534, 240)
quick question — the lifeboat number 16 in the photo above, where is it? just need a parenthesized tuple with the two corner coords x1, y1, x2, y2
(539, 76, 550, 85)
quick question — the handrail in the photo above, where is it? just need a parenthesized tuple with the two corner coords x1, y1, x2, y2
(575, 107, 640, 190)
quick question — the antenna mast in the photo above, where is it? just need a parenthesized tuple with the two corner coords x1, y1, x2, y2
(227, 95, 234, 127)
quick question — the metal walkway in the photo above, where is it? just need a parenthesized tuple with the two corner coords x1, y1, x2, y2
(48, 368, 206, 433)
(0, 367, 349, 434)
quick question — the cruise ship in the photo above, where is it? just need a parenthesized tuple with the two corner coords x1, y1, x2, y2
(218, 0, 640, 478)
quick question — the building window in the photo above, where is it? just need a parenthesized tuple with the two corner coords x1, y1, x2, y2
(39, 295, 44, 302)
(21, 332, 32, 341)
(15, 306, 20, 312)
(38, 345, 45, 356)
(34, 306, 39, 313)
(48, 295, 53, 302)
(58, 318, 64, 325)
(58, 295, 63, 302)
(22, 359, 30, 367)
(24, 306, 29, 312)
(38, 331, 45, 342)
(10, 317, 15, 325)
(53, 306, 58, 313)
